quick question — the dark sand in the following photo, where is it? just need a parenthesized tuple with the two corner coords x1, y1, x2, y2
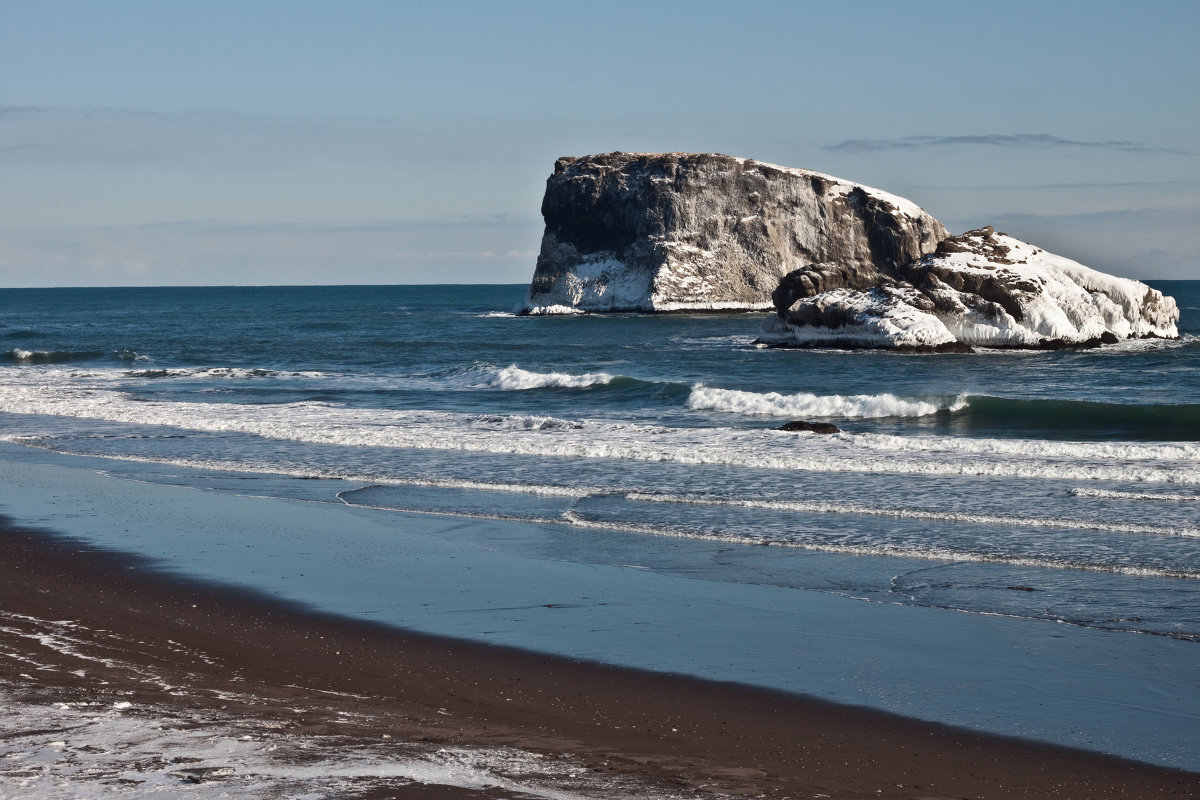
(1, 523, 1196, 799)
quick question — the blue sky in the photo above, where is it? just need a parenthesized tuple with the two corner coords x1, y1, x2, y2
(1, 0, 1197, 286)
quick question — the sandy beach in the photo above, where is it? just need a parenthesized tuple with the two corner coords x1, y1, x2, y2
(2, 522, 1196, 799)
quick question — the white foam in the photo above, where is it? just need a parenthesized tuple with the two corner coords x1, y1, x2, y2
(5, 349, 149, 363)
(6, 432, 1196, 580)
(522, 304, 587, 315)
(686, 385, 963, 418)
(1, 378, 1197, 485)
(853, 431, 1200, 463)
(490, 365, 615, 390)
(624, 492, 1199, 538)
(1, 361, 620, 395)
(1070, 487, 1200, 502)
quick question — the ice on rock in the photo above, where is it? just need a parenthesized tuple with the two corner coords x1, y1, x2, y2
(517, 153, 1178, 350)
(762, 228, 1179, 350)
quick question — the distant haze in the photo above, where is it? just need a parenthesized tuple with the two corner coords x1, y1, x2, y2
(1, 1, 1196, 286)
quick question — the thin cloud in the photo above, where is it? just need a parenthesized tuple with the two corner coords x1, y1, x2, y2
(893, 178, 1200, 191)
(0, 106, 549, 180)
(0, 144, 55, 153)
(0, 217, 542, 237)
(939, 208, 1199, 236)
(0, 107, 369, 170)
(825, 133, 1187, 155)
(0, 105, 49, 120)
(392, 249, 538, 260)
(981, 208, 1198, 223)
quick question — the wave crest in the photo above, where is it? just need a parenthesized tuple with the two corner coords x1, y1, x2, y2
(1070, 487, 1200, 502)
(488, 365, 615, 391)
(5, 348, 107, 364)
(686, 385, 963, 419)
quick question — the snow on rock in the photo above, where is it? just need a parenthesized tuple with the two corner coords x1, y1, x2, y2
(518, 153, 1179, 350)
(758, 287, 964, 351)
(761, 227, 1180, 351)
(522, 152, 946, 314)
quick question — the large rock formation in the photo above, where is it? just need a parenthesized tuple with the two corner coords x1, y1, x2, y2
(760, 226, 1180, 350)
(522, 152, 947, 313)
(520, 151, 1179, 350)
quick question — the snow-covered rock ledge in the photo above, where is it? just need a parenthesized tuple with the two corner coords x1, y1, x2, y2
(521, 152, 946, 314)
(759, 227, 1179, 352)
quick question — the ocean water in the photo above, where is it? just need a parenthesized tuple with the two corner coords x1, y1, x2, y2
(1, 281, 1198, 643)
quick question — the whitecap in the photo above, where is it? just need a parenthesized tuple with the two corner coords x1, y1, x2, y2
(489, 365, 615, 391)
(3, 383, 1198, 485)
(521, 304, 586, 316)
(686, 385, 964, 419)
(1070, 488, 1200, 502)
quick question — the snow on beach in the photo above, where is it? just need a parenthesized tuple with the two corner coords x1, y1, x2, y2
(0, 604, 690, 800)
(0, 686, 662, 799)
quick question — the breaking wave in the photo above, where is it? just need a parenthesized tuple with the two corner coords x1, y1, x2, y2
(487, 365, 615, 390)
(686, 385, 964, 418)
(3, 349, 149, 365)
(3, 385, 1198, 485)
(5, 349, 106, 364)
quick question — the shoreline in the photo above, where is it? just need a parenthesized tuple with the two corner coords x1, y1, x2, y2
(2, 522, 1196, 799)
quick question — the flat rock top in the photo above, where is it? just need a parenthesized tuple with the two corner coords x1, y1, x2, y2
(550, 151, 929, 219)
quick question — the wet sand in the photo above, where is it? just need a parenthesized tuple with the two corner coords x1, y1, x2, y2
(1, 522, 1196, 799)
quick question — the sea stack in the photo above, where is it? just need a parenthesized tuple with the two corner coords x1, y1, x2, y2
(520, 151, 1179, 350)
(521, 152, 947, 314)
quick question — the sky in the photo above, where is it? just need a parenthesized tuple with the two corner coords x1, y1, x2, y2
(1, 0, 1197, 287)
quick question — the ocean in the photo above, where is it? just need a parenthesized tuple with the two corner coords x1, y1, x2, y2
(1, 281, 1198, 767)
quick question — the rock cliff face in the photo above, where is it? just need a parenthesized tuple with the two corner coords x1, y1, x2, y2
(760, 227, 1180, 350)
(522, 152, 948, 313)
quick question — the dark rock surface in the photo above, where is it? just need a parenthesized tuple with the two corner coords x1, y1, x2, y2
(519, 153, 1179, 350)
(523, 152, 947, 313)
